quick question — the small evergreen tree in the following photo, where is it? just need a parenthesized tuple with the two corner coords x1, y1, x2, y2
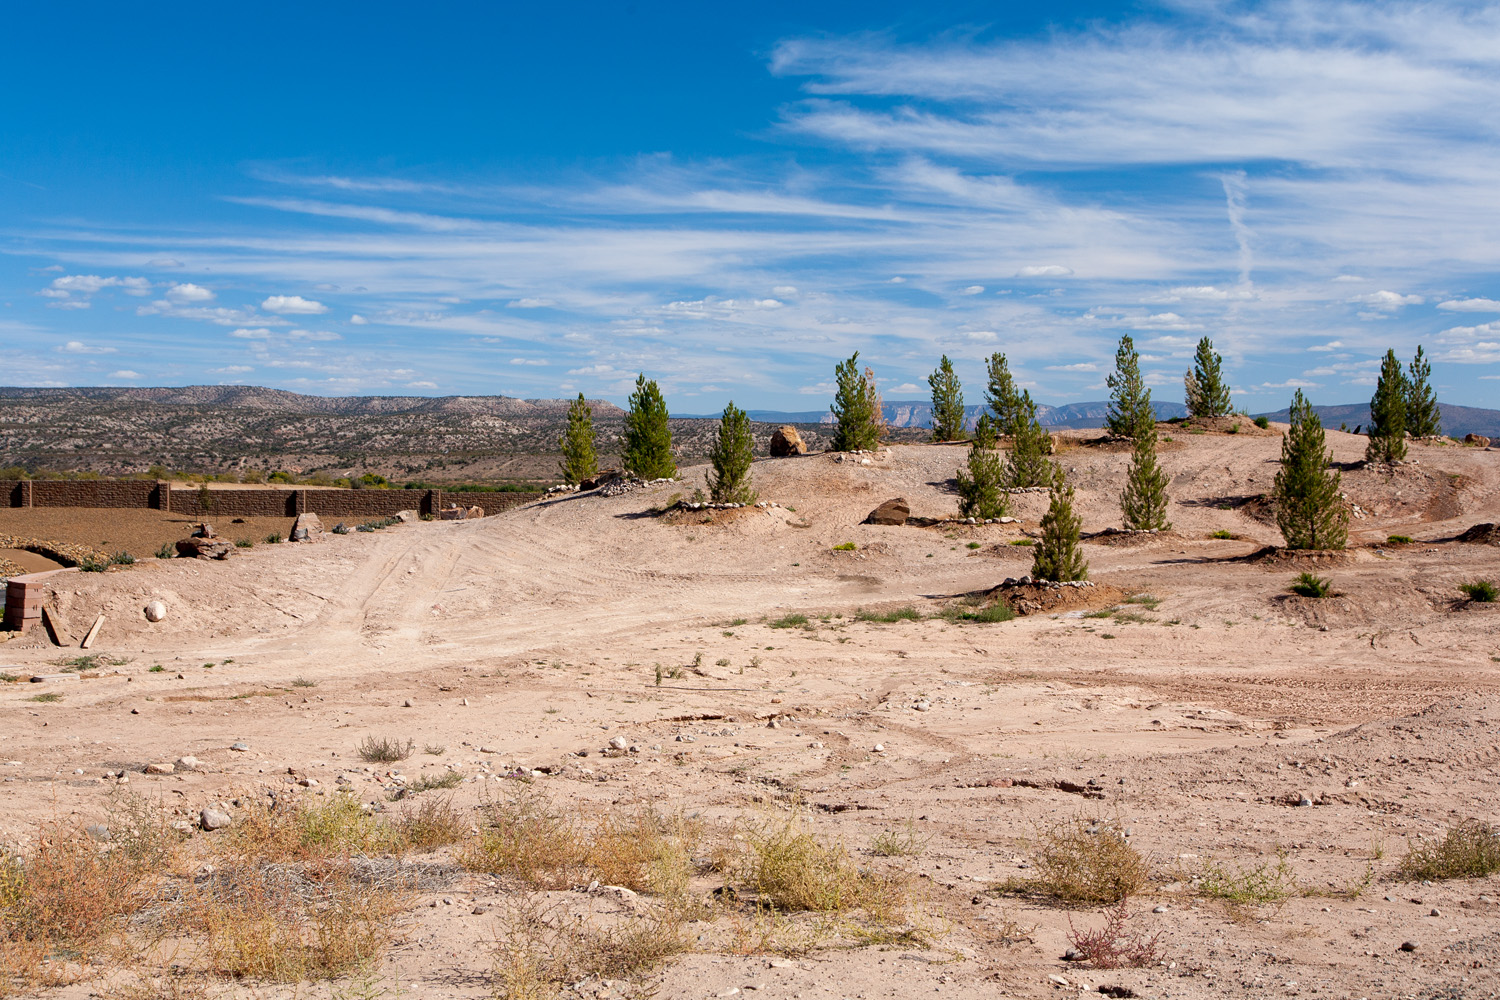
(621, 374, 676, 479)
(985, 352, 1024, 436)
(831, 352, 882, 451)
(1120, 422, 1171, 530)
(955, 415, 1007, 519)
(1274, 389, 1347, 550)
(1106, 334, 1154, 439)
(1005, 390, 1055, 488)
(557, 393, 597, 484)
(1184, 336, 1233, 419)
(708, 401, 756, 503)
(928, 355, 966, 442)
(1032, 466, 1088, 582)
(1406, 345, 1441, 439)
(1365, 349, 1409, 463)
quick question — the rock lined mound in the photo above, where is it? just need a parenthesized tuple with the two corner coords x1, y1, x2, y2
(986, 579, 1124, 616)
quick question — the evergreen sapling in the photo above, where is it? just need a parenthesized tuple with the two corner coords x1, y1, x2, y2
(928, 355, 966, 442)
(1120, 422, 1171, 531)
(985, 352, 1024, 436)
(621, 374, 676, 480)
(831, 352, 882, 452)
(1032, 466, 1088, 582)
(557, 393, 598, 484)
(1365, 349, 1409, 464)
(1106, 335, 1154, 440)
(1184, 336, 1233, 420)
(708, 401, 756, 503)
(1006, 390, 1055, 488)
(955, 415, 1007, 520)
(1274, 389, 1348, 550)
(1405, 345, 1441, 439)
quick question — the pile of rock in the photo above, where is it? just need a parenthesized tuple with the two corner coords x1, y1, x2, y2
(1092, 526, 1162, 536)
(598, 475, 675, 498)
(1000, 575, 1095, 589)
(1003, 486, 1050, 494)
(438, 505, 484, 520)
(176, 524, 232, 559)
(546, 483, 580, 494)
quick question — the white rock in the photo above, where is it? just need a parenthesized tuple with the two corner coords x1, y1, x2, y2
(200, 808, 233, 831)
(913, 700, 932, 712)
(873, 743, 885, 752)
(174, 755, 201, 771)
(144, 600, 167, 622)
(608, 736, 629, 751)
(143, 762, 175, 775)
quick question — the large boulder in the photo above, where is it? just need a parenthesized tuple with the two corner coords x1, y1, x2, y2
(1457, 523, 1500, 545)
(770, 426, 807, 457)
(176, 537, 232, 560)
(864, 498, 910, 526)
(1464, 433, 1491, 448)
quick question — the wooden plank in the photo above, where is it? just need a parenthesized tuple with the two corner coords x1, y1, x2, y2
(41, 606, 70, 646)
(80, 614, 105, 650)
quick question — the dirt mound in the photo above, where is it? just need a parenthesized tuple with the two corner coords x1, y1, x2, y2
(986, 580, 1124, 615)
(1456, 522, 1500, 545)
(1237, 545, 1356, 567)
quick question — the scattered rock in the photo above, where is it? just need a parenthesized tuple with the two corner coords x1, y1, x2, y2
(580, 469, 623, 491)
(85, 823, 111, 842)
(770, 426, 807, 457)
(608, 736, 629, 751)
(913, 700, 931, 712)
(191, 523, 216, 539)
(1464, 433, 1491, 447)
(200, 808, 233, 831)
(292, 513, 324, 539)
(143, 600, 168, 622)
(174, 756, 201, 771)
(864, 498, 910, 526)
(229, 742, 250, 752)
(1399, 940, 1419, 952)
(143, 762, 175, 775)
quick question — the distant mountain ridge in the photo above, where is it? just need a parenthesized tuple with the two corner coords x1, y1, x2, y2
(1254, 402, 1500, 440)
(0, 385, 625, 418)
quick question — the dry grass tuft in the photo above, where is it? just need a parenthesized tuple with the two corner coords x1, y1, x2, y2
(587, 807, 701, 897)
(1027, 818, 1149, 904)
(1400, 820, 1500, 881)
(460, 786, 587, 889)
(492, 895, 689, 999)
(742, 815, 908, 920)
(395, 794, 469, 853)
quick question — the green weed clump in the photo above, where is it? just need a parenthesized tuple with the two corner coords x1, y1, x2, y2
(855, 606, 921, 623)
(1386, 534, 1413, 545)
(356, 735, 414, 763)
(461, 786, 587, 889)
(1399, 820, 1500, 880)
(1459, 580, 1497, 603)
(769, 613, 810, 630)
(110, 551, 135, 565)
(743, 816, 906, 918)
(1289, 572, 1331, 598)
(154, 542, 176, 559)
(1195, 852, 1299, 904)
(832, 542, 857, 551)
(1209, 529, 1233, 539)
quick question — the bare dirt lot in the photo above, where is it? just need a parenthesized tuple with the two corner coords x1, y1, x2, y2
(2, 429, 1498, 1000)
(0, 508, 298, 559)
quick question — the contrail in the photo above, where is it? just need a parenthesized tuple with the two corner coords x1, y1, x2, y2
(1221, 171, 1253, 289)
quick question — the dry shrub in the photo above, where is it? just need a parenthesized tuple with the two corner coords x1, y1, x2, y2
(1400, 820, 1500, 881)
(493, 895, 688, 999)
(220, 791, 402, 864)
(1066, 899, 1165, 969)
(588, 808, 700, 897)
(722, 906, 830, 957)
(461, 786, 587, 888)
(1194, 852, 1298, 905)
(190, 864, 408, 982)
(1030, 819, 1149, 904)
(743, 815, 907, 919)
(396, 794, 468, 852)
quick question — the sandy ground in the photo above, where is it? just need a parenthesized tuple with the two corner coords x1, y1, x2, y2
(0, 508, 297, 559)
(2, 429, 1499, 999)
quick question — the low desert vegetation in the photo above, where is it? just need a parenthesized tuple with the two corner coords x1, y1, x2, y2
(1194, 852, 1300, 905)
(768, 612, 810, 629)
(1459, 580, 1498, 603)
(1210, 528, 1234, 539)
(1386, 534, 1413, 545)
(854, 606, 921, 623)
(1066, 899, 1166, 969)
(356, 735, 415, 763)
(1016, 818, 1149, 905)
(1399, 820, 1500, 880)
(1289, 572, 1332, 598)
(831, 541, 856, 551)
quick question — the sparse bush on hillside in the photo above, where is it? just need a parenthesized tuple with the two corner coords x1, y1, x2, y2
(1254, 415, 1270, 429)
(357, 735, 414, 763)
(1460, 580, 1497, 603)
(1273, 390, 1347, 550)
(1026, 818, 1148, 904)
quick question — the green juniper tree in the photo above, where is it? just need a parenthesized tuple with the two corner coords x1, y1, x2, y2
(708, 401, 756, 503)
(984, 352, 1024, 436)
(1032, 466, 1088, 582)
(831, 352, 882, 451)
(1120, 421, 1172, 530)
(1106, 335, 1155, 440)
(1365, 349, 1409, 464)
(1405, 345, 1441, 439)
(955, 415, 1007, 520)
(1005, 390, 1055, 489)
(557, 393, 598, 484)
(1274, 389, 1347, 550)
(621, 374, 676, 479)
(928, 355, 966, 442)
(1184, 336, 1234, 420)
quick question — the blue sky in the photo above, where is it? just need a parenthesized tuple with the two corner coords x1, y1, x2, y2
(4, 1, 1499, 411)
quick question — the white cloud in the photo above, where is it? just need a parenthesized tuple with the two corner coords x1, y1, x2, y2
(51, 274, 119, 294)
(1255, 379, 1321, 389)
(1045, 362, 1099, 372)
(507, 298, 555, 309)
(1331, 275, 1366, 283)
(1016, 265, 1072, 278)
(1307, 341, 1344, 352)
(510, 358, 547, 366)
(288, 329, 342, 341)
(406, 380, 439, 389)
(165, 282, 215, 304)
(960, 285, 984, 295)
(772, 285, 799, 296)
(1437, 297, 1500, 312)
(888, 276, 906, 283)
(57, 340, 116, 354)
(212, 365, 254, 374)
(108, 370, 141, 379)
(349, 313, 369, 325)
(890, 383, 921, 393)
(1351, 290, 1423, 311)
(229, 327, 273, 340)
(261, 294, 328, 315)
